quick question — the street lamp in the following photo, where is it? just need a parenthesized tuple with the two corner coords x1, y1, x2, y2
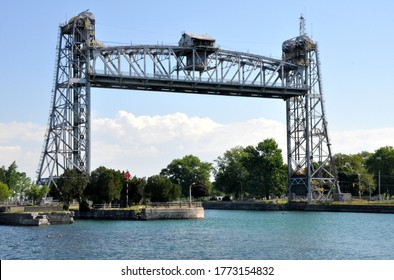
(377, 157, 382, 200)
(358, 173, 361, 199)
(189, 182, 195, 207)
(124, 170, 131, 208)
(237, 181, 243, 201)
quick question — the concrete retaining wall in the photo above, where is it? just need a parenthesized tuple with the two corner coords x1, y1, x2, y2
(203, 201, 287, 211)
(74, 207, 204, 220)
(47, 212, 74, 224)
(203, 201, 394, 214)
(0, 212, 49, 226)
(0, 211, 74, 226)
(305, 204, 394, 213)
(141, 207, 204, 220)
(0, 205, 63, 213)
(74, 210, 138, 220)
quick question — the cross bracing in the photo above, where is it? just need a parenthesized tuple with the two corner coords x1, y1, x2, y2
(89, 46, 305, 99)
(36, 11, 339, 202)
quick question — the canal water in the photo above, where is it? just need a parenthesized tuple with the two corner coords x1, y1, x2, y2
(1, 210, 393, 260)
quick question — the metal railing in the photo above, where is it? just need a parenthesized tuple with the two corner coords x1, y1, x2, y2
(92, 204, 120, 209)
(147, 202, 202, 208)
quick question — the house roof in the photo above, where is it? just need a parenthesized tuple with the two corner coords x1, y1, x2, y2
(182, 33, 215, 42)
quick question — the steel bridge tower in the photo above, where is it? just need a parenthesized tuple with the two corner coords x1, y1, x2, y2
(36, 11, 95, 187)
(283, 16, 340, 201)
(36, 11, 339, 201)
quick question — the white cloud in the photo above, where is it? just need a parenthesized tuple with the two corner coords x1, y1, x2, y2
(0, 122, 44, 143)
(1, 115, 393, 180)
(91, 111, 287, 176)
(0, 122, 45, 179)
(331, 128, 394, 155)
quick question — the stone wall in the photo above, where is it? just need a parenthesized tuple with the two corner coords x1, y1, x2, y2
(0, 212, 49, 226)
(141, 207, 204, 220)
(47, 212, 74, 224)
(305, 204, 394, 213)
(0, 211, 74, 226)
(0, 205, 63, 213)
(0, 206, 25, 213)
(74, 207, 204, 220)
(74, 209, 138, 220)
(25, 206, 63, 212)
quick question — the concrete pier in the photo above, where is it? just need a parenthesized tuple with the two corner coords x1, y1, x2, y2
(74, 206, 204, 221)
(0, 211, 74, 226)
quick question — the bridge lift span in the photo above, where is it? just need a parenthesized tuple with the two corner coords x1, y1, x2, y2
(36, 11, 340, 202)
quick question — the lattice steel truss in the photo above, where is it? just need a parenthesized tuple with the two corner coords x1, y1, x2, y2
(88, 46, 305, 98)
(284, 35, 340, 201)
(36, 11, 94, 186)
(37, 12, 339, 202)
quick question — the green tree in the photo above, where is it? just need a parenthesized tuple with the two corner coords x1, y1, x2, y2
(334, 152, 375, 197)
(85, 166, 123, 204)
(144, 175, 181, 202)
(0, 165, 6, 183)
(214, 146, 249, 197)
(161, 155, 212, 197)
(1, 161, 31, 201)
(56, 168, 89, 209)
(122, 176, 147, 206)
(365, 146, 394, 197)
(0, 182, 12, 202)
(243, 139, 287, 199)
(25, 185, 50, 205)
(191, 182, 210, 198)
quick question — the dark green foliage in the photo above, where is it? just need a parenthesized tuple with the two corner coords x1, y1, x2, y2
(161, 154, 212, 197)
(365, 146, 394, 196)
(334, 153, 375, 196)
(122, 176, 146, 206)
(144, 175, 181, 202)
(56, 168, 89, 209)
(214, 139, 287, 199)
(85, 166, 123, 204)
(214, 146, 249, 198)
(243, 139, 287, 199)
(79, 200, 91, 211)
(191, 182, 210, 198)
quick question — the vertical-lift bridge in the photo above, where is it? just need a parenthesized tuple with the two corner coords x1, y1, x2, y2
(36, 11, 340, 202)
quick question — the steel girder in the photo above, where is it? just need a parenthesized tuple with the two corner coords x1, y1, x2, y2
(88, 46, 306, 99)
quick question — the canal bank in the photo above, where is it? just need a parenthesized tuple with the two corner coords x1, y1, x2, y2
(0, 210, 74, 226)
(74, 206, 204, 221)
(202, 201, 286, 211)
(202, 201, 394, 214)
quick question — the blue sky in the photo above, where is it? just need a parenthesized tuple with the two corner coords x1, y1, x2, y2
(1, 0, 393, 180)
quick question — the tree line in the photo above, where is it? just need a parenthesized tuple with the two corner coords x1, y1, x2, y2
(1, 140, 394, 208)
(0, 162, 49, 205)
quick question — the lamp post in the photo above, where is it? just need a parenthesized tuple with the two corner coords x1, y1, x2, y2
(189, 183, 195, 207)
(238, 181, 243, 201)
(377, 157, 382, 200)
(379, 170, 381, 201)
(124, 170, 131, 207)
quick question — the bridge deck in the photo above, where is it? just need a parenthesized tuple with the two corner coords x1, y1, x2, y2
(89, 74, 305, 99)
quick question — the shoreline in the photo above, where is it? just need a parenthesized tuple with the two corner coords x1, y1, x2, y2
(3, 201, 394, 226)
(74, 206, 204, 221)
(202, 201, 394, 214)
